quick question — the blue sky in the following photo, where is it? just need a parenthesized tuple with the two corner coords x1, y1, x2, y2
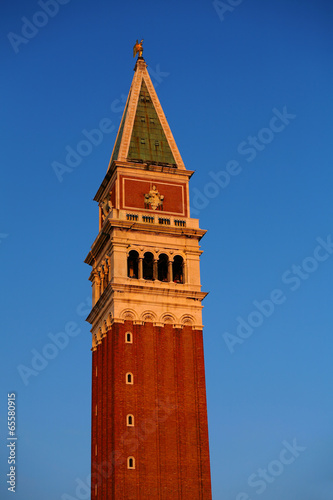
(1, 0, 332, 498)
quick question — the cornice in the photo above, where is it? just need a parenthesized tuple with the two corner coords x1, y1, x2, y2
(86, 280, 208, 325)
(84, 229, 110, 265)
(94, 160, 194, 203)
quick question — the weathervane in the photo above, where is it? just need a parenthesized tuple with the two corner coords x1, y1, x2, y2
(133, 39, 144, 58)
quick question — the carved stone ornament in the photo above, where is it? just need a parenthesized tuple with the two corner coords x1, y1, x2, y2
(100, 191, 113, 218)
(144, 185, 164, 210)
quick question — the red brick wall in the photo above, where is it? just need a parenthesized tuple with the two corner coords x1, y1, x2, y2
(110, 181, 116, 208)
(119, 175, 188, 217)
(91, 321, 212, 499)
(91, 350, 97, 495)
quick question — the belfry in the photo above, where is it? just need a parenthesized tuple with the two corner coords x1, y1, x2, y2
(85, 43, 212, 499)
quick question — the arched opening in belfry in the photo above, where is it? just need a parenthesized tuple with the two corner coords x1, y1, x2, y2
(143, 252, 154, 280)
(158, 253, 169, 282)
(173, 255, 184, 283)
(128, 250, 139, 279)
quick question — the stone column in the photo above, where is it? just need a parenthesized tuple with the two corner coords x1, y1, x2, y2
(94, 271, 101, 304)
(181, 261, 185, 284)
(103, 260, 108, 287)
(168, 259, 173, 282)
(138, 257, 143, 279)
(99, 267, 105, 294)
(153, 259, 158, 280)
(99, 207, 102, 231)
(107, 256, 112, 282)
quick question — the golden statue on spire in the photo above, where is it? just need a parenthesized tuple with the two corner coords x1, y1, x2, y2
(133, 39, 144, 58)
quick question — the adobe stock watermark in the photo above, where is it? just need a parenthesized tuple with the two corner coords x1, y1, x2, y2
(17, 297, 91, 386)
(61, 396, 177, 499)
(235, 438, 306, 499)
(51, 64, 170, 183)
(224, 235, 333, 353)
(0, 233, 9, 245)
(7, 0, 71, 54)
(190, 106, 296, 216)
(213, 0, 245, 22)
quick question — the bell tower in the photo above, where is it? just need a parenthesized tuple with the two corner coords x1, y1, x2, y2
(85, 49, 212, 499)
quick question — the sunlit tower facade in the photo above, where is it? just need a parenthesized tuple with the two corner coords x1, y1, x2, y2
(85, 46, 212, 499)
